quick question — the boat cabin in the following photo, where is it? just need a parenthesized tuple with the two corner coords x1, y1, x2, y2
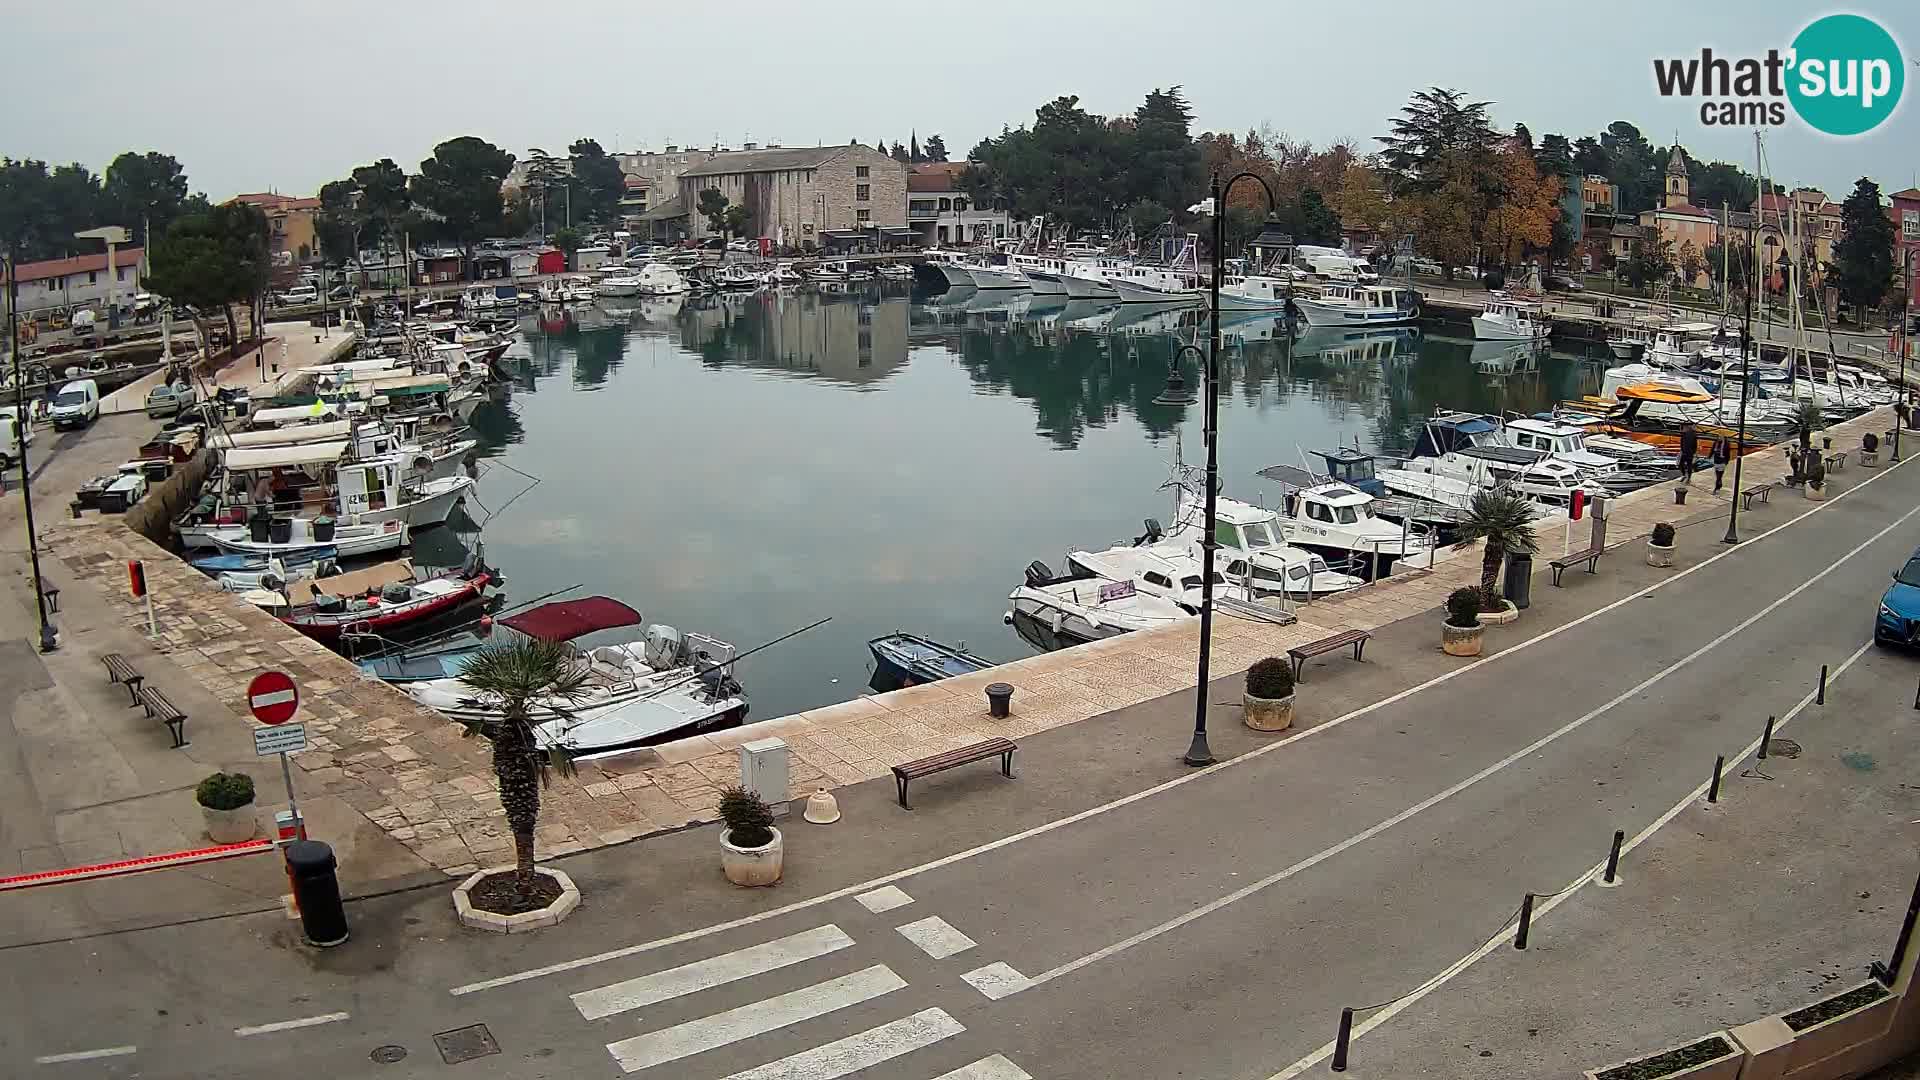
(1309, 447, 1385, 495)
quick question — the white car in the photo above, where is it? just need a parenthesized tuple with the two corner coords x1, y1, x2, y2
(49, 379, 100, 430)
(281, 286, 319, 305)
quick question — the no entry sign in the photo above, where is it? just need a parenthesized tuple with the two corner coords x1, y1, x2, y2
(247, 671, 300, 725)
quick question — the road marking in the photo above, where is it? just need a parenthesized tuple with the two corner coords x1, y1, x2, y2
(1266, 636, 1877, 1079)
(854, 885, 914, 914)
(233, 1011, 350, 1037)
(34, 1046, 137, 1064)
(573, 925, 855, 1021)
(605, 964, 905, 1074)
(961, 962, 1033, 1000)
(1012, 497, 1920, 996)
(448, 451, 1910, 997)
(716, 1007, 963, 1080)
(895, 915, 976, 959)
(934, 1055, 1036, 1080)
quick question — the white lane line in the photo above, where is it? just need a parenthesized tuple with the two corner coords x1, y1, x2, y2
(605, 964, 905, 1074)
(232, 1011, 350, 1037)
(717, 1007, 964, 1080)
(448, 451, 1911, 997)
(573, 925, 854, 1021)
(854, 885, 914, 914)
(895, 915, 976, 960)
(1265, 636, 1877, 1079)
(1008, 496, 1920, 995)
(934, 1054, 1036, 1080)
(961, 962, 1033, 1000)
(34, 1046, 136, 1064)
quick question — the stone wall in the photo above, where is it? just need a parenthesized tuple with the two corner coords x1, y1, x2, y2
(122, 449, 212, 543)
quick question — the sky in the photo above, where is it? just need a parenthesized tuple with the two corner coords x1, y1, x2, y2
(1, 1, 1914, 202)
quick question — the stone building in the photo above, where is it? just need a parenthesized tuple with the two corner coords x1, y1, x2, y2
(906, 163, 1012, 247)
(676, 144, 906, 248)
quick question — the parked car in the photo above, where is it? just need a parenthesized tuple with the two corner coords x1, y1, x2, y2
(145, 381, 199, 418)
(49, 378, 100, 430)
(1546, 271, 1585, 293)
(281, 285, 319, 305)
(726, 238, 759, 252)
(1410, 258, 1443, 276)
(0, 405, 31, 469)
(1876, 550, 1920, 647)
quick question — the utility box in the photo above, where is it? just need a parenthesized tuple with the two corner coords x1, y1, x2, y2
(739, 737, 790, 816)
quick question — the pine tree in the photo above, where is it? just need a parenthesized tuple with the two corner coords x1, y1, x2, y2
(910, 132, 923, 163)
(1833, 177, 1895, 316)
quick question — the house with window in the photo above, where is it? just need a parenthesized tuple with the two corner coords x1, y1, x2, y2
(232, 192, 322, 266)
(1635, 148, 1718, 285)
(907, 163, 1012, 248)
(674, 143, 905, 249)
(1891, 188, 1920, 308)
(0, 248, 145, 318)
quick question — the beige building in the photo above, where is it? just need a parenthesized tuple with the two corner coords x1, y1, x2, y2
(1636, 147, 1719, 286)
(676, 144, 906, 248)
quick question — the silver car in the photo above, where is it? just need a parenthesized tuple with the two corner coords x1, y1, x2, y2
(145, 382, 198, 418)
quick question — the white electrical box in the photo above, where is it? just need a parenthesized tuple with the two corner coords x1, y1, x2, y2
(739, 737, 790, 816)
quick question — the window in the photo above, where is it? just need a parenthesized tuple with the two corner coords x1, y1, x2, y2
(1307, 503, 1331, 523)
(87, 271, 97, 285)
(855, 165, 869, 178)
(1143, 572, 1173, 590)
(938, 198, 952, 212)
(1333, 505, 1359, 525)
(1905, 210, 1918, 239)
(1215, 522, 1239, 548)
(954, 198, 968, 213)
(857, 209, 871, 222)
(856, 184, 870, 201)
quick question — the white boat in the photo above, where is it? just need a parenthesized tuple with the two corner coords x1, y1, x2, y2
(461, 286, 499, 312)
(1217, 275, 1295, 311)
(876, 263, 915, 280)
(923, 250, 980, 289)
(180, 442, 474, 548)
(1472, 293, 1550, 341)
(1007, 563, 1196, 644)
(558, 276, 596, 303)
(1065, 544, 1258, 610)
(594, 269, 644, 297)
(1255, 467, 1437, 570)
(761, 262, 805, 286)
(1059, 258, 1129, 299)
(1396, 411, 1598, 507)
(962, 259, 1029, 290)
(1009, 254, 1071, 296)
(205, 518, 411, 559)
(633, 263, 690, 296)
(806, 261, 852, 283)
(1162, 493, 1362, 597)
(1110, 234, 1205, 303)
(1294, 283, 1422, 327)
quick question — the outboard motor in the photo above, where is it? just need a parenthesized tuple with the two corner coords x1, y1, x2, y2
(1025, 560, 1054, 587)
(642, 624, 686, 671)
(1133, 518, 1164, 546)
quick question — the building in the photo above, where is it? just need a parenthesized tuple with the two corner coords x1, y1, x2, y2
(1890, 188, 1920, 308)
(676, 144, 906, 248)
(907, 163, 1012, 247)
(1751, 187, 1844, 282)
(0, 247, 147, 318)
(1635, 148, 1718, 284)
(232, 193, 322, 267)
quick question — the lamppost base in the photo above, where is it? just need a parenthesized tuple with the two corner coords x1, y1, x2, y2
(1183, 731, 1216, 767)
(38, 623, 58, 653)
(1721, 527, 1740, 545)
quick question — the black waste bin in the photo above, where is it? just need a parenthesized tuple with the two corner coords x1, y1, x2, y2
(269, 517, 293, 545)
(1504, 553, 1533, 611)
(285, 840, 349, 947)
(249, 507, 272, 543)
(312, 515, 336, 543)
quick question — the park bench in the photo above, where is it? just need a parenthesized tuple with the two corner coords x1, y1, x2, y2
(1287, 629, 1372, 681)
(101, 652, 144, 704)
(1741, 483, 1774, 511)
(1549, 547, 1603, 586)
(135, 685, 188, 748)
(1825, 450, 1848, 472)
(893, 737, 1017, 809)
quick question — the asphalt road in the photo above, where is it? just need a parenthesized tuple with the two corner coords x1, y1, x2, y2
(5, 456, 1920, 1079)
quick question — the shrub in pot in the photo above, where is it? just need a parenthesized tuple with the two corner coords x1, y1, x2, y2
(718, 785, 783, 886)
(1647, 521, 1676, 567)
(196, 771, 257, 843)
(1441, 586, 1485, 657)
(1862, 431, 1880, 466)
(1804, 456, 1827, 501)
(1243, 656, 1296, 732)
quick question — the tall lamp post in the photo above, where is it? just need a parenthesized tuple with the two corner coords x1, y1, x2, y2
(1154, 170, 1278, 767)
(6, 254, 58, 651)
(1723, 216, 1759, 545)
(1897, 248, 1913, 464)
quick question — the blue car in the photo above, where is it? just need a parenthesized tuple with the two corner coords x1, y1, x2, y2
(1875, 552, 1920, 646)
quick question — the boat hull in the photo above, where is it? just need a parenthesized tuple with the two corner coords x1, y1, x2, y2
(1062, 273, 1118, 300)
(1295, 298, 1418, 327)
(280, 574, 492, 643)
(1023, 271, 1069, 296)
(1472, 315, 1550, 341)
(1111, 279, 1203, 305)
(967, 266, 1029, 290)
(199, 519, 410, 558)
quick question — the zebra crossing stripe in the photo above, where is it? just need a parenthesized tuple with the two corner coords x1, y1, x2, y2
(716, 1007, 964, 1080)
(933, 1055, 1035, 1080)
(573, 925, 854, 1020)
(606, 964, 906, 1073)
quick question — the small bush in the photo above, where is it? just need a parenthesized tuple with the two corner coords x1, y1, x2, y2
(1445, 587, 1483, 628)
(196, 772, 255, 811)
(1246, 657, 1295, 699)
(1863, 432, 1879, 452)
(1651, 522, 1675, 546)
(718, 785, 775, 848)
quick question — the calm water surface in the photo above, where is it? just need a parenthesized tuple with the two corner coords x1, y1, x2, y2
(451, 286, 1605, 722)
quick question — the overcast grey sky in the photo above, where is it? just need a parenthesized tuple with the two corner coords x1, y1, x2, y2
(1, 1, 1912, 201)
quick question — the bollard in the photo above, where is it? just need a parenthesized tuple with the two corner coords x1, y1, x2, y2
(1674, 487, 1687, 506)
(1331, 1007, 1354, 1072)
(985, 682, 1014, 719)
(1708, 755, 1724, 804)
(1817, 664, 1828, 705)
(1913, 677, 1920, 711)
(1602, 829, 1625, 885)
(285, 840, 349, 947)
(1514, 892, 1535, 950)
(1759, 714, 1776, 760)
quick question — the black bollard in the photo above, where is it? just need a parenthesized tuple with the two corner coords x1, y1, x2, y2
(1912, 677, 1919, 711)
(1514, 893, 1535, 950)
(1708, 755, 1724, 804)
(1674, 487, 1687, 506)
(985, 682, 1014, 719)
(1602, 829, 1625, 884)
(1818, 664, 1828, 705)
(285, 840, 349, 947)
(1331, 1007, 1354, 1072)
(1759, 714, 1776, 760)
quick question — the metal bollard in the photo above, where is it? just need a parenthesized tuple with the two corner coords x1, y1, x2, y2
(1759, 714, 1776, 760)
(1331, 1007, 1354, 1072)
(1817, 664, 1828, 705)
(285, 840, 349, 947)
(1708, 755, 1724, 804)
(1602, 829, 1625, 884)
(1514, 892, 1535, 950)
(1913, 678, 1920, 711)
(1674, 487, 1687, 506)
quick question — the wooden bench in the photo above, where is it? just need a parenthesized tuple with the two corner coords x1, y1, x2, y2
(1288, 629, 1372, 681)
(893, 737, 1016, 809)
(135, 685, 188, 748)
(1550, 547, 1603, 586)
(1825, 450, 1849, 472)
(1741, 482, 1774, 510)
(102, 652, 144, 704)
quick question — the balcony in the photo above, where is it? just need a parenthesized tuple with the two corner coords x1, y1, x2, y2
(908, 207, 940, 220)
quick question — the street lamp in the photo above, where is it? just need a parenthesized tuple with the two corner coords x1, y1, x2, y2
(5, 254, 58, 651)
(1724, 213, 1759, 545)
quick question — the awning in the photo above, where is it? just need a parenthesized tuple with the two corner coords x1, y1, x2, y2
(252, 402, 338, 426)
(501, 596, 643, 642)
(210, 420, 353, 449)
(221, 440, 350, 471)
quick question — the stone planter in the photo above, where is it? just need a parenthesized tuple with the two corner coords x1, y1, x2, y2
(721, 827, 784, 887)
(1478, 600, 1519, 626)
(1582, 1032, 1742, 1080)
(1442, 621, 1483, 657)
(1861, 450, 1880, 468)
(1780, 981, 1895, 1071)
(1647, 541, 1674, 568)
(1243, 692, 1295, 732)
(453, 865, 581, 933)
(201, 803, 257, 844)
(1805, 483, 1827, 501)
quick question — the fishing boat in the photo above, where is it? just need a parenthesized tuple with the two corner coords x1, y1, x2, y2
(1218, 274, 1296, 311)
(1293, 283, 1421, 327)
(1066, 543, 1259, 608)
(1006, 562, 1196, 644)
(922, 250, 981, 289)
(1253, 464, 1437, 573)
(593, 269, 644, 297)
(239, 554, 496, 644)
(876, 263, 915, 281)
(961, 258, 1029, 290)
(1472, 294, 1551, 341)
(867, 633, 992, 688)
(203, 518, 410, 559)
(191, 545, 340, 576)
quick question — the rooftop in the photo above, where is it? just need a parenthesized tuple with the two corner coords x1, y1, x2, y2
(908, 162, 968, 193)
(680, 146, 850, 178)
(232, 192, 320, 212)
(0, 247, 146, 285)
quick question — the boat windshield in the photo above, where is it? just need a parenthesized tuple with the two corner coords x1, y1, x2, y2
(1243, 522, 1281, 548)
(1332, 505, 1359, 525)
(1898, 558, 1920, 588)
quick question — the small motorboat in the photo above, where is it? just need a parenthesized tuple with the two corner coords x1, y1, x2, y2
(868, 633, 992, 689)
(239, 552, 496, 644)
(203, 518, 410, 559)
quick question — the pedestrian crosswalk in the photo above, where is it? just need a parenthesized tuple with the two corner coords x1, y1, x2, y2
(573, 925, 856, 1021)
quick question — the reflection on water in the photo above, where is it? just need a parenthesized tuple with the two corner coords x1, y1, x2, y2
(468, 289, 1602, 720)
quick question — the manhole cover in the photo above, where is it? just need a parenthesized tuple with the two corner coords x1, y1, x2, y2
(370, 1045, 408, 1064)
(1767, 738, 1803, 759)
(435, 1024, 500, 1065)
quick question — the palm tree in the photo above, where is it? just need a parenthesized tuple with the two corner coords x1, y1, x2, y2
(454, 638, 588, 892)
(1451, 487, 1540, 607)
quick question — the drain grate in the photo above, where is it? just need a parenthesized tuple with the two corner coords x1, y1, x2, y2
(370, 1045, 408, 1064)
(434, 1024, 501, 1065)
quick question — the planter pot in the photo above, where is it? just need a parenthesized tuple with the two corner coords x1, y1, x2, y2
(1861, 450, 1880, 468)
(1243, 691, 1295, 732)
(1647, 541, 1674, 568)
(201, 802, 257, 844)
(1442, 622, 1483, 657)
(452, 865, 581, 933)
(1478, 600, 1519, 626)
(1805, 483, 1827, 501)
(1780, 981, 1896, 1071)
(1583, 1032, 1742, 1080)
(721, 827, 784, 887)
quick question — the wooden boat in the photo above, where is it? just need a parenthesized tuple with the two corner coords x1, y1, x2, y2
(868, 633, 991, 690)
(240, 555, 496, 644)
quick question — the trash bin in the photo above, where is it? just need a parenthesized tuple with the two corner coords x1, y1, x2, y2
(249, 507, 272, 543)
(268, 518, 293, 545)
(1504, 553, 1533, 611)
(285, 840, 349, 947)
(312, 515, 336, 543)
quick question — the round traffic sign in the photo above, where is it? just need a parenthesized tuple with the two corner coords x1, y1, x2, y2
(247, 671, 300, 725)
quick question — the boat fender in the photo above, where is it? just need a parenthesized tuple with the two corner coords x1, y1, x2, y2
(476, 615, 494, 637)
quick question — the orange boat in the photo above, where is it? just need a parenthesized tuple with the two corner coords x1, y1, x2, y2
(1557, 383, 1783, 454)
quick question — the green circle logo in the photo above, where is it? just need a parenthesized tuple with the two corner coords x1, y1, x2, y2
(1788, 14, 1904, 136)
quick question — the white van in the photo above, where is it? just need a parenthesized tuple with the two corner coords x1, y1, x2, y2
(0, 405, 30, 468)
(49, 379, 100, 430)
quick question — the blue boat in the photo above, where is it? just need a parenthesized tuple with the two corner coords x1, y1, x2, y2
(357, 644, 482, 682)
(190, 545, 339, 575)
(867, 633, 992, 690)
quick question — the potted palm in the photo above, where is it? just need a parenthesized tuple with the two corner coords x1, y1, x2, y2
(1243, 657, 1296, 732)
(448, 638, 588, 931)
(1451, 487, 1538, 624)
(719, 785, 783, 886)
(1804, 454, 1827, 501)
(1442, 586, 1485, 656)
(1647, 522, 1676, 567)
(196, 771, 257, 843)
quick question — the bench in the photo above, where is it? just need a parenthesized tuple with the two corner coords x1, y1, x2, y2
(1741, 483, 1774, 511)
(102, 652, 144, 704)
(1550, 547, 1603, 586)
(1825, 451, 1848, 472)
(135, 685, 188, 748)
(1288, 629, 1372, 681)
(893, 737, 1016, 809)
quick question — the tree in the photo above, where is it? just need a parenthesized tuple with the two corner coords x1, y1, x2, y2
(313, 178, 362, 264)
(697, 188, 730, 235)
(568, 139, 625, 225)
(909, 132, 923, 163)
(1621, 233, 1674, 288)
(552, 226, 582, 267)
(1702, 240, 1753, 295)
(410, 136, 515, 274)
(451, 639, 589, 893)
(923, 133, 949, 163)
(1598, 121, 1659, 212)
(1480, 144, 1561, 266)
(1377, 87, 1497, 191)
(1451, 488, 1538, 608)
(1571, 136, 1609, 177)
(143, 201, 268, 346)
(1125, 87, 1204, 217)
(102, 152, 190, 247)
(1833, 177, 1895, 315)
(0, 159, 55, 258)
(890, 141, 910, 163)
(723, 204, 752, 240)
(1677, 240, 1704, 285)
(1284, 186, 1342, 246)
(1687, 159, 1760, 214)
(350, 158, 410, 248)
